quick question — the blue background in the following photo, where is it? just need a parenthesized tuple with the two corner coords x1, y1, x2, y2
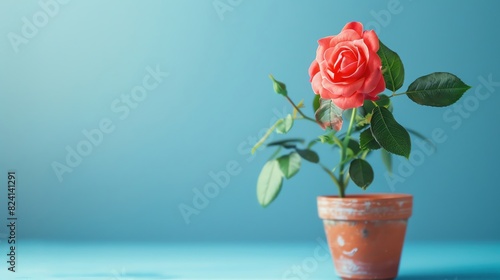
(0, 0, 499, 243)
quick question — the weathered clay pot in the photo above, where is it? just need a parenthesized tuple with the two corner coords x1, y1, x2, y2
(317, 194, 413, 280)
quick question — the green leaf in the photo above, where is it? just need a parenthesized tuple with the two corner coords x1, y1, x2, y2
(313, 94, 321, 112)
(257, 160, 283, 207)
(362, 94, 391, 116)
(349, 159, 374, 190)
(378, 40, 405, 91)
(295, 148, 320, 163)
(267, 138, 304, 147)
(343, 138, 361, 155)
(360, 129, 381, 150)
(269, 74, 287, 96)
(277, 152, 301, 179)
(381, 149, 392, 174)
(315, 98, 344, 131)
(370, 106, 411, 158)
(276, 114, 294, 134)
(281, 144, 297, 149)
(406, 72, 471, 107)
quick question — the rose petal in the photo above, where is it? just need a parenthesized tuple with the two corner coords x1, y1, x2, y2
(316, 36, 333, 62)
(308, 60, 320, 81)
(333, 52, 357, 75)
(343, 22, 363, 37)
(342, 61, 366, 82)
(311, 72, 323, 95)
(340, 60, 357, 75)
(353, 39, 370, 61)
(358, 51, 383, 93)
(328, 29, 362, 48)
(321, 76, 364, 98)
(329, 43, 358, 76)
(362, 30, 379, 52)
(324, 47, 340, 68)
(332, 92, 365, 110)
(329, 41, 367, 82)
(319, 86, 335, 100)
(332, 46, 354, 68)
(318, 60, 331, 80)
(336, 40, 368, 81)
(364, 75, 386, 100)
(309, 22, 384, 111)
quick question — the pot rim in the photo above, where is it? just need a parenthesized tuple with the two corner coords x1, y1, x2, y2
(318, 193, 412, 201)
(317, 193, 413, 220)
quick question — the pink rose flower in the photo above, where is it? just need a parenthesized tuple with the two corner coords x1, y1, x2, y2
(309, 22, 386, 110)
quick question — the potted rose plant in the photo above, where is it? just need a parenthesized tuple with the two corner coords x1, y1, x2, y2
(252, 22, 471, 279)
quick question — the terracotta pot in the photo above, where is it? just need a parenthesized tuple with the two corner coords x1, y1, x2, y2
(317, 194, 413, 280)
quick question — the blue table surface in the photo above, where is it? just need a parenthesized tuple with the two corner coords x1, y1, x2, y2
(0, 241, 498, 279)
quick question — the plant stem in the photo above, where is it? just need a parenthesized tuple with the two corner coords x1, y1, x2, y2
(390, 92, 407, 97)
(320, 163, 344, 197)
(343, 173, 351, 189)
(285, 96, 317, 123)
(361, 149, 370, 160)
(337, 108, 358, 197)
(344, 109, 357, 144)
